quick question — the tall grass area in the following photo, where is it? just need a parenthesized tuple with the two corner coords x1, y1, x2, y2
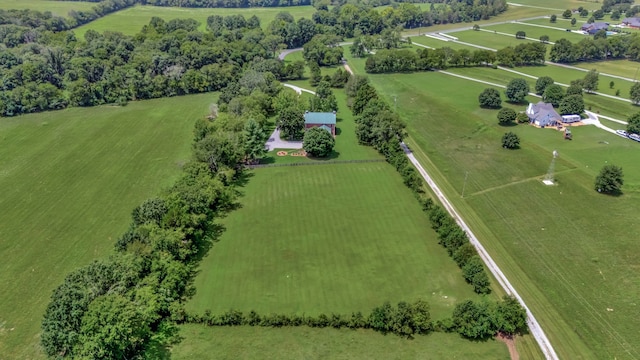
(74, 4, 316, 37)
(173, 325, 510, 359)
(0, 93, 214, 359)
(0, 0, 94, 16)
(346, 54, 640, 359)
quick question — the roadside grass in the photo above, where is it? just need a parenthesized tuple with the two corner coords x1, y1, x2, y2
(172, 325, 511, 359)
(346, 53, 640, 359)
(484, 22, 587, 42)
(74, 4, 316, 37)
(0, 0, 94, 16)
(0, 94, 215, 359)
(186, 162, 484, 319)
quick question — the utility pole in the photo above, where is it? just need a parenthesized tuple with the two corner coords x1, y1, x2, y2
(461, 171, 469, 198)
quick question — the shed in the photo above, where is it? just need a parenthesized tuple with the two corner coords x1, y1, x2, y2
(561, 114, 581, 123)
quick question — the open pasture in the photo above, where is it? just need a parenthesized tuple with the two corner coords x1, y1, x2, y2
(507, 0, 601, 11)
(186, 161, 483, 318)
(74, 4, 316, 37)
(173, 325, 511, 359)
(484, 22, 588, 43)
(0, 0, 94, 16)
(573, 59, 640, 81)
(453, 29, 542, 50)
(0, 93, 214, 359)
(346, 54, 640, 359)
(410, 35, 475, 50)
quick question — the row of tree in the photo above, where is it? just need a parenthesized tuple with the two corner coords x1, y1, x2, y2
(182, 295, 527, 340)
(143, 0, 311, 8)
(363, 42, 546, 73)
(40, 62, 280, 360)
(549, 34, 640, 63)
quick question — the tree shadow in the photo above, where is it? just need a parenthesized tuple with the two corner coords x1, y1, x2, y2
(498, 122, 518, 127)
(307, 150, 341, 161)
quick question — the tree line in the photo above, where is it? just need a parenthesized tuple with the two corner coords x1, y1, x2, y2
(39, 59, 288, 359)
(181, 296, 527, 341)
(363, 42, 546, 73)
(0, 14, 312, 117)
(550, 34, 640, 63)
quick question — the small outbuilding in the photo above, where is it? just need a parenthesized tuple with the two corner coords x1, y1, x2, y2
(581, 22, 609, 34)
(622, 17, 640, 29)
(526, 102, 562, 127)
(304, 111, 336, 136)
(561, 114, 581, 123)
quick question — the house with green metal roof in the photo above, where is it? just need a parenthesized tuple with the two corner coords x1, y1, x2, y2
(304, 111, 336, 136)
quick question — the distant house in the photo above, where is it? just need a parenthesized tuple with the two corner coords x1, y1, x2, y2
(526, 102, 562, 127)
(622, 17, 640, 29)
(304, 111, 336, 136)
(581, 22, 609, 34)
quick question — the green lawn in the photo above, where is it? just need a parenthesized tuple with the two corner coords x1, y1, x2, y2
(410, 35, 474, 50)
(346, 54, 640, 359)
(74, 4, 316, 37)
(454, 29, 542, 50)
(187, 162, 484, 319)
(484, 22, 588, 43)
(573, 59, 640, 81)
(0, 94, 215, 359)
(0, 0, 94, 16)
(172, 325, 511, 359)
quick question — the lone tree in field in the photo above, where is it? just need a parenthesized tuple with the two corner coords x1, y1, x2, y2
(550, 14, 557, 23)
(571, 18, 577, 26)
(473, 24, 480, 31)
(562, 9, 572, 19)
(505, 78, 530, 103)
(497, 108, 517, 125)
(501, 132, 520, 149)
(630, 82, 640, 105)
(535, 76, 554, 95)
(478, 88, 502, 108)
(539, 35, 550, 43)
(582, 69, 599, 93)
(515, 31, 526, 39)
(303, 127, 335, 157)
(594, 165, 624, 195)
(627, 112, 640, 134)
(609, 81, 615, 89)
(542, 84, 565, 107)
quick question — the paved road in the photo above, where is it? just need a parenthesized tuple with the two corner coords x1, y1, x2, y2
(278, 48, 301, 60)
(400, 142, 559, 360)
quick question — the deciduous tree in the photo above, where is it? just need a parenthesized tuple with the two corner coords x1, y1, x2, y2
(303, 127, 335, 157)
(630, 83, 640, 105)
(627, 112, 640, 134)
(497, 107, 517, 125)
(478, 88, 502, 108)
(501, 131, 520, 149)
(559, 94, 584, 115)
(542, 84, 565, 107)
(504, 78, 529, 103)
(535, 76, 554, 95)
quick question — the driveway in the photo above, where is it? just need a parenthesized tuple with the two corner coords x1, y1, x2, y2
(265, 128, 303, 151)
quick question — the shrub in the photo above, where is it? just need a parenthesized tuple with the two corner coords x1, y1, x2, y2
(594, 165, 624, 195)
(478, 88, 502, 108)
(501, 132, 520, 149)
(497, 108, 517, 125)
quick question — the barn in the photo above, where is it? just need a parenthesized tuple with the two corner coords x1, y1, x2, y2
(304, 111, 336, 136)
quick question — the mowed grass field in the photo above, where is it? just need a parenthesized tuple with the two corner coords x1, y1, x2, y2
(0, 94, 214, 359)
(0, 0, 94, 16)
(346, 54, 640, 359)
(173, 325, 511, 359)
(484, 22, 588, 43)
(187, 162, 483, 319)
(74, 4, 316, 37)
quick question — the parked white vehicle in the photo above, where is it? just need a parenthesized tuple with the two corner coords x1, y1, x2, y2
(616, 129, 629, 138)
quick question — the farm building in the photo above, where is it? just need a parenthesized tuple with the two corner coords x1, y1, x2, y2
(526, 102, 562, 127)
(622, 17, 640, 29)
(304, 111, 336, 136)
(581, 22, 609, 34)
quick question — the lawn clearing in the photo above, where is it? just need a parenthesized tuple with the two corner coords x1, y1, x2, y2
(74, 4, 316, 37)
(410, 35, 475, 50)
(0, 0, 94, 16)
(454, 29, 542, 50)
(484, 22, 587, 43)
(187, 162, 482, 319)
(345, 54, 640, 359)
(172, 324, 511, 359)
(573, 59, 640, 81)
(0, 93, 215, 359)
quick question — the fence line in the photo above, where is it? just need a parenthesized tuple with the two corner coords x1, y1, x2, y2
(247, 159, 385, 169)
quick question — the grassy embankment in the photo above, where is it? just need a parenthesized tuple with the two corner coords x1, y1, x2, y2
(0, 93, 216, 359)
(346, 54, 640, 360)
